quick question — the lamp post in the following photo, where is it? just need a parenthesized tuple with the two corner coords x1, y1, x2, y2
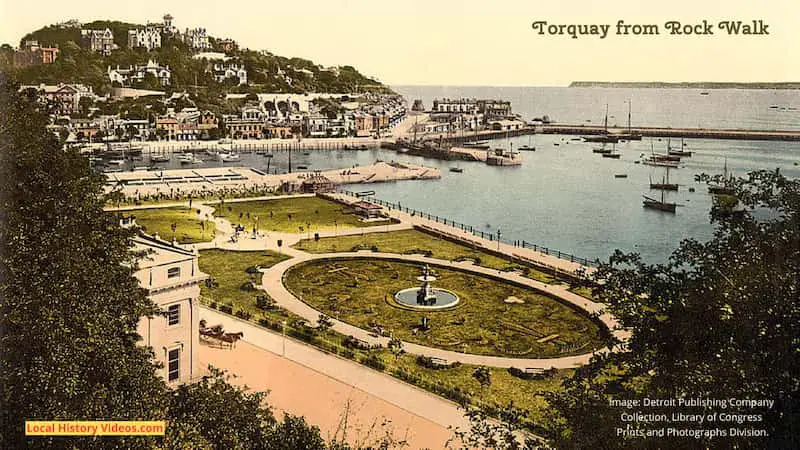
(282, 320, 288, 356)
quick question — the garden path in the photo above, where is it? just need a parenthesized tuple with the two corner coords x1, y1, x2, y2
(260, 251, 627, 369)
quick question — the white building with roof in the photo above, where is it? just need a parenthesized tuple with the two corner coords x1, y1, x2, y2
(128, 27, 162, 50)
(182, 27, 210, 50)
(108, 60, 171, 87)
(212, 63, 247, 85)
(129, 230, 208, 384)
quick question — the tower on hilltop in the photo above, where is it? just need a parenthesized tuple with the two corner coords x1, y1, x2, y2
(162, 14, 175, 34)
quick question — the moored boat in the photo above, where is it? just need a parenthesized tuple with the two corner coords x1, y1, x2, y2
(650, 168, 678, 191)
(643, 192, 676, 213)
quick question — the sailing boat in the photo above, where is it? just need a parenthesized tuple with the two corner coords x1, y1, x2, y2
(708, 158, 735, 195)
(601, 142, 621, 158)
(583, 104, 620, 143)
(643, 190, 676, 213)
(618, 99, 642, 141)
(669, 138, 693, 157)
(518, 132, 536, 151)
(650, 167, 678, 190)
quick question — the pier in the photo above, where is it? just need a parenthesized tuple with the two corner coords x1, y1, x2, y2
(420, 124, 800, 143)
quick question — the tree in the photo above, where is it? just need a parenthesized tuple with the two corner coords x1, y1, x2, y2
(1, 74, 167, 449)
(472, 366, 492, 390)
(317, 313, 333, 332)
(166, 367, 276, 449)
(546, 169, 800, 449)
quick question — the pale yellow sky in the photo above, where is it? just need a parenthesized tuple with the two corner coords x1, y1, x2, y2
(1, 0, 797, 86)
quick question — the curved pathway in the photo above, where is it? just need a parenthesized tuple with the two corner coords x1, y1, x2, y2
(261, 251, 626, 369)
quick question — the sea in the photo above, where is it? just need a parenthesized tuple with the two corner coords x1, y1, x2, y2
(123, 86, 800, 264)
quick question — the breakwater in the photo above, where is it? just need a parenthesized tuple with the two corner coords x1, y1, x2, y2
(420, 125, 800, 144)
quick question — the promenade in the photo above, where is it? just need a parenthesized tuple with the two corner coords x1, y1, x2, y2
(199, 314, 467, 449)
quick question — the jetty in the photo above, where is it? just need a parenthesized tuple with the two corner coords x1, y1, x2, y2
(414, 124, 800, 144)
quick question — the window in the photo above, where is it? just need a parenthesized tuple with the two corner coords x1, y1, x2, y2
(167, 348, 180, 381)
(167, 304, 180, 326)
(167, 267, 180, 278)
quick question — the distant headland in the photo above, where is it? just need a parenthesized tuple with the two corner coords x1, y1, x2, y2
(570, 81, 800, 90)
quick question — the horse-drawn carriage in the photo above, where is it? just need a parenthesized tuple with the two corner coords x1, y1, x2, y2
(199, 319, 244, 348)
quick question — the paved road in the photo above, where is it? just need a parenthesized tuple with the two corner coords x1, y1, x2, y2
(260, 251, 624, 369)
(200, 308, 472, 442)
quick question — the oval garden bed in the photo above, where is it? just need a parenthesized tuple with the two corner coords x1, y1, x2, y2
(283, 258, 607, 358)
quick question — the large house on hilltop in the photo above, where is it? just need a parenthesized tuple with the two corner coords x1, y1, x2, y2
(13, 40, 59, 67)
(128, 229, 208, 384)
(182, 28, 210, 50)
(108, 60, 172, 87)
(212, 63, 247, 85)
(81, 28, 116, 55)
(128, 26, 162, 50)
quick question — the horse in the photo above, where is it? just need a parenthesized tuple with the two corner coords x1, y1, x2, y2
(217, 332, 244, 349)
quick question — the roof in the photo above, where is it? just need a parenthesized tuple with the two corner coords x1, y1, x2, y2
(131, 233, 196, 269)
(352, 201, 382, 210)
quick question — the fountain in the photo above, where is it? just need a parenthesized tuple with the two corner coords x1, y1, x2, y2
(394, 264, 459, 310)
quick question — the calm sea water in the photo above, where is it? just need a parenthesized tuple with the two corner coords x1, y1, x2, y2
(118, 86, 800, 263)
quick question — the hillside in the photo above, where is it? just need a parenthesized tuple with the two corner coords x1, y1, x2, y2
(570, 81, 800, 90)
(1, 20, 392, 98)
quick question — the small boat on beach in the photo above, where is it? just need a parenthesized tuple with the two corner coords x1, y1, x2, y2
(107, 159, 125, 166)
(614, 174, 628, 178)
(449, 167, 464, 173)
(643, 191, 676, 213)
(151, 154, 170, 163)
(296, 165, 308, 170)
(593, 146, 612, 154)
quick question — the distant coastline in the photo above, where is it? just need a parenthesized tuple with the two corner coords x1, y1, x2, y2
(570, 81, 800, 90)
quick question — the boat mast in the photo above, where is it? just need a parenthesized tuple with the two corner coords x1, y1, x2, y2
(604, 104, 609, 133)
(627, 99, 631, 134)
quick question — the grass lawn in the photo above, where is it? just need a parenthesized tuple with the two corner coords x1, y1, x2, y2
(213, 196, 392, 234)
(197, 249, 568, 432)
(284, 258, 605, 358)
(384, 350, 569, 427)
(198, 249, 289, 316)
(128, 207, 216, 243)
(293, 229, 558, 283)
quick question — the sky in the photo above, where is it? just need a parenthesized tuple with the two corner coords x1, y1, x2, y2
(1, 0, 797, 86)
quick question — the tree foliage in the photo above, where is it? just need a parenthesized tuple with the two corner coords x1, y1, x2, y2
(1, 73, 166, 449)
(545, 169, 800, 449)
